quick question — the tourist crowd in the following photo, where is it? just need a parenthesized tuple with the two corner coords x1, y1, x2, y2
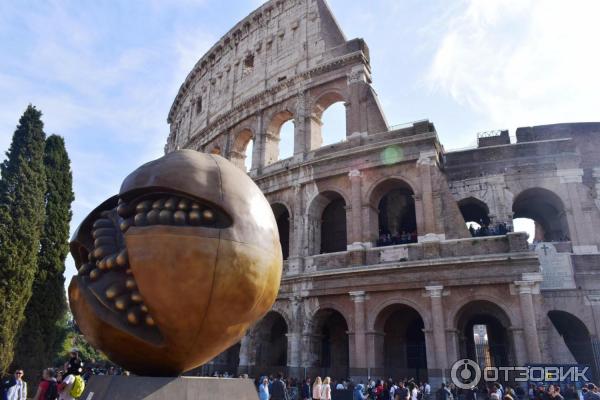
(468, 222, 510, 238)
(248, 374, 600, 400)
(377, 231, 418, 247)
(0, 348, 120, 400)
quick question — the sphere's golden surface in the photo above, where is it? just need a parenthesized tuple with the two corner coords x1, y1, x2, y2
(69, 150, 282, 376)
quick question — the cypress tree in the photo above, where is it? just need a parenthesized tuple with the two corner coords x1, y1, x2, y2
(0, 105, 47, 373)
(13, 135, 74, 375)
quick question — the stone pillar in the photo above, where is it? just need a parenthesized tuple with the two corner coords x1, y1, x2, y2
(350, 291, 368, 378)
(514, 280, 542, 362)
(348, 169, 363, 245)
(286, 296, 303, 377)
(425, 285, 448, 383)
(510, 327, 528, 366)
(417, 151, 440, 240)
(286, 332, 302, 376)
(587, 295, 600, 337)
(287, 183, 304, 274)
(238, 334, 252, 375)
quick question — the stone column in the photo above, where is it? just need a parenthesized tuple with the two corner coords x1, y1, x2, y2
(348, 169, 363, 245)
(238, 334, 252, 375)
(350, 291, 368, 377)
(587, 295, 600, 337)
(417, 151, 439, 240)
(514, 280, 542, 362)
(287, 296, 303, 377)
(425, 285, 448, 381)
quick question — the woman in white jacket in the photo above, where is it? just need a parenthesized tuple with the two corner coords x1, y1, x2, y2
(312, 376, 322, 400)
(321, 377, 332, 400)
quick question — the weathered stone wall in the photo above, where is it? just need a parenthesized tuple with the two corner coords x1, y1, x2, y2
(168, 0, 600, 382)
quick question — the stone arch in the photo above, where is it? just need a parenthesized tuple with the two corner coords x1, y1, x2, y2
(265, 110, 295, 165)
(453, 299, 516, 367)
(512, 187, 570, 242)
(372, 302, 428, 379)
(367, 177, 418, 245)
(308, 307, 350, 377)
(229, 128, 254, 171)
(310, 90, 347, 149)
(252, 310, 289, 373)
(368, 297, 431, 331)
(546, 310, 595, 369)
(458, 196, 491, 227)
(271, 202, 291, 260)
(307, 190, 348, 255)
(446, 294, 519, 330)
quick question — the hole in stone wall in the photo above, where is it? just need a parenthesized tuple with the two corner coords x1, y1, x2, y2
(196, 96, 202, 114)
(279, 119, 294, 161)
(513, 218, 535, 243)
(244, 139, 253, 172)
(321, 101, 346, 146)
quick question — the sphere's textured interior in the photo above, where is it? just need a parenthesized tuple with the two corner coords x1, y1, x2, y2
(69, 150, 282, 376)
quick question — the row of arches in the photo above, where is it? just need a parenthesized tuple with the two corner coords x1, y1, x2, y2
(460, 187, 571, 242)
(218, 91, 348, 171)
(270, 179, 418, 257)
(271, 183, 571, 257)
(213, 304, 595, 380)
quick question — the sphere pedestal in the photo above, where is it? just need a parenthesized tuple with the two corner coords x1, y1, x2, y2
(81, 375, 258, 400)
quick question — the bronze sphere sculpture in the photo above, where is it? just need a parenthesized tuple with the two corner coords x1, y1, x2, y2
(69, 150, 282, 376)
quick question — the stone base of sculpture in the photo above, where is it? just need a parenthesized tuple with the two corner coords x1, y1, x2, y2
(81, 375, 258, 400)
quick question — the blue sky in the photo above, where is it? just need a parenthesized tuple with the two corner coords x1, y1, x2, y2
(1, 0, 599, 285)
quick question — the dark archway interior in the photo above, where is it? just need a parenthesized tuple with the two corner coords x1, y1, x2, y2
(457, 301, 513, 368)
(459, 197, 490, 226)
(321, 196, 347, 253)
(548, 311, 595, 373)
(272, 203, 290, 260)
(378, 186, 417, 244)
(315, 309, 349, 373)
(382, 306, 427, 379)
(513, 188, 570, 241)
(256, 312, 288, 369)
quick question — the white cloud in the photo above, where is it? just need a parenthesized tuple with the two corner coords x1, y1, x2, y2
(427, 0, 600, 132)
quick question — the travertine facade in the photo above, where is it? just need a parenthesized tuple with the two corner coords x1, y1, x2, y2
(167, 0, 600, 383)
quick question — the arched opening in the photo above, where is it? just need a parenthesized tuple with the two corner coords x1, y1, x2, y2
(547, 311, 596, 377)
(230, 129, 254, 172)
(456, 301, 514, 369)
(279, 120, 294, 161)
(513, 188, 570, 242)
(513, 218, 536, 243)
(265, 110, 294, 165)
(307, 191, 348, 255)
(211, 342, 240, 376)
(244, 139, 253, 172)
(254, 311, 288, 374)
(320, 101, 346, 146)
(271, 203, 290, 260)
(312, 308, 349, 378)
(458, 197, 490, 227)
(374, 304, 427, 380)
(311, 91, 346, 149)
(456, 197, 509, 237)
(371, 179, 417, 246)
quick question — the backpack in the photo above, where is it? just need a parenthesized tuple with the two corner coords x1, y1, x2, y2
(45, 380, 58, 400)
(70, 375, 85, 398)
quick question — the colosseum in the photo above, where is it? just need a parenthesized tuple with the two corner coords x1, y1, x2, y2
(165, 0, 600, 384)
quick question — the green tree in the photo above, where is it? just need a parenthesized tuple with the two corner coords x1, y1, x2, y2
(12, 135, 74, 376)
(0, 105, 47, 373)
